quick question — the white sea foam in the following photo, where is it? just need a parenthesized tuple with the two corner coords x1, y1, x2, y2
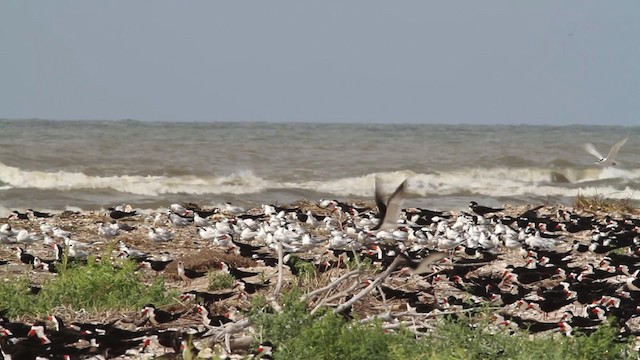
(0, 163, 269, 196)
(1, 162, 639, 200)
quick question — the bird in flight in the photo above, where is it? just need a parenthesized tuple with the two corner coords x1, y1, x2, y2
(372, 176, 410, 231)
(583, 137, 628, 166)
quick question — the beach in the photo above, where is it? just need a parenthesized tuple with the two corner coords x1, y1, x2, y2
(1, 121, 640, 357)
(2, 197, 640, 358)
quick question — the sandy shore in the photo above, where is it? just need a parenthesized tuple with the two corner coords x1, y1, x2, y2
(1, 200, 640, 358)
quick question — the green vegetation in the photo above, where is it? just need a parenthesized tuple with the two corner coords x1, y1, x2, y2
(208, 270, 235, 290)
(0, 257, 175, 317)
(248, 288, 634, 360)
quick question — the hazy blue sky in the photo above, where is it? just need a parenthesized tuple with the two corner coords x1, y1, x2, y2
(1, 2, 638, 125)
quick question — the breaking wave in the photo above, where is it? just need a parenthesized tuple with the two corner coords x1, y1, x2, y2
(1, 162, 639, 200)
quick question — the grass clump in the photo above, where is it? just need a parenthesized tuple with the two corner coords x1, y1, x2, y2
(573, 192, 635, 213)
(250, 288, 422, 360)
(249, 288, 634, 360)
(208, 271, 235, 290)
(0, 258, 175, 318)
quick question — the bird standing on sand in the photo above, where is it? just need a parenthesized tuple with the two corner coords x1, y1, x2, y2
(584, 137, 628, 166)
(469, 201, 504, 216)
(177, 261, 207, 284)
(148, 227, 173, 242)
(141, 304, 185, 326)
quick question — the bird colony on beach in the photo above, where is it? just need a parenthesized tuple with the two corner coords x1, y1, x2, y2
(0, 135, 639, 359)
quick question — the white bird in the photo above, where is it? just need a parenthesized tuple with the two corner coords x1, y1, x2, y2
(584, 137, 628, 166)
(148, 227, 173, 242)
(118, 241, 147, 259)
(0, 224, 19, 237)
(153, 213, 167, 227)
(223, 202, 245, 215)
(170, 203, 189, 216)
(52, 227, 71, 239)
(239, 217, 259, 230)
(239, 227, 258, 241)
(39, 222, 54, 235)
(63, 237, 96, 249)
(193, 213, 212, 227)
(68, 243, 88, 259)
(15, 229, 38, 247)
(198, 226, 218, 241)
(168, 212, 193, 227)
(42, 234, 56, 246)
(262, 204, 276, 216)
(97, 222, 119, 238)
(214, 219, 233, 234)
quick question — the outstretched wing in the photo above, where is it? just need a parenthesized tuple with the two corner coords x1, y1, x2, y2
(604, 137, 628, 164)
(409, 251, 449, 275)
(373, 176, 388, 228)
(377, 178, 410, 231)
(583, 143, 604, 161)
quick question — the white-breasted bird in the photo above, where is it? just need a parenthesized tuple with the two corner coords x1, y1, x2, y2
(584, 137, 628, 166)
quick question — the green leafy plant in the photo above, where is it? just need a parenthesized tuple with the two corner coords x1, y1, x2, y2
(208, 271, 235, 290)
(0, 258, 175, 317)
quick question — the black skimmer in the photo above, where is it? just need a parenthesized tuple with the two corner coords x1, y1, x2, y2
(141, 304, 185, 326)
(179, 290, 235, 305)
(372, 177, 410, 231)
(469, 201, 504, 216)
(234, 279, 270, 294)
(15, 247, 35, 265)
(33, 256, 58, 273)
(177, 261, 207, 284)
(451, 275, 499, 299)
(9, 210, 29, 220)
(108, 207, 138, 220)
(561, 310, 602, 328)
(27, 209, 53, 218)
(194, 305, 233, 327)
(501, 263, 557, 285)
(138, 259, 173, 273)
(46, 315, 85, 343)
(256, 341, 274, 356)
(217, 261, 259, 279)
(228, 240, 265, 258)
(584, 136, 628, 166)
(194, 208, 219, 218)
(497, 314, 559, 333)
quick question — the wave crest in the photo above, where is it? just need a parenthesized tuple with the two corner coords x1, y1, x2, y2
(1, 162, 638, 200)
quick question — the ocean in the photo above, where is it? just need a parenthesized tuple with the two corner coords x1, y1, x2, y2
(0, 119, 638, 215)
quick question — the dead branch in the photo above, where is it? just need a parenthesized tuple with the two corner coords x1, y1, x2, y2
(301, 268, 362, 301)
(332, 255, 402, 315)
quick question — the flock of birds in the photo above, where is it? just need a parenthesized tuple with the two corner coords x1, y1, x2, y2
(0, 135, 638, 359)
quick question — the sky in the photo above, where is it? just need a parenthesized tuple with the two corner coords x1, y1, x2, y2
(1, 2, 639, 125)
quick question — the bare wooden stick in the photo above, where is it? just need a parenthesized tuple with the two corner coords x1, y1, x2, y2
(301, 268, 361, 301)
(333, 255, 402, 315)
(224, 333, 232, 354)
(311, 278, 362, 315)
(377, 285, 390, 313)
(272, 239, 284, 299)
(206, 318, 253, 342)
(323, 281, 361, 303)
